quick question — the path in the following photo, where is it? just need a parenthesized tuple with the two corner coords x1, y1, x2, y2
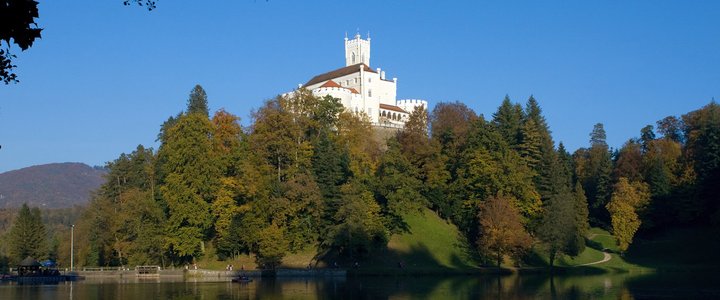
(577, 250, 611, 266)
(575, 232, 614, 266)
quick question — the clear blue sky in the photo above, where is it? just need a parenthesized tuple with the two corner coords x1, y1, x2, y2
(1, 0, 718, 172)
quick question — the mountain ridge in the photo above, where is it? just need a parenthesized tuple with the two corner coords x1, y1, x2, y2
(0, 162, 106, 208)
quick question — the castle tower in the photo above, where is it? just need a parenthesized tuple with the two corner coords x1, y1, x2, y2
(345, 32, 371, 66)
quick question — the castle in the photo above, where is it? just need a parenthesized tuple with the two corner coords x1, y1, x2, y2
(297, 33, 427, 128)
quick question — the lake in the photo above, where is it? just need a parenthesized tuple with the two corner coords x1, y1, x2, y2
(1, 272, 717, 299)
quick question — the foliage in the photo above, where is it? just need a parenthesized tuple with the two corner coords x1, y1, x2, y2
(7, 204, 47, 263)
(537, 189, 577, 267)
(476, 195, 532, 266)
(606, 178, 650, 252)
(0, 0, 42, 84)
(574, 123, 613, 227)
(375, 139, 425, 233)
(327, 180, 387, 259)
(187, 85, 210, 117)
(62, 83, 720, 271)
(256, 223, 288, 269)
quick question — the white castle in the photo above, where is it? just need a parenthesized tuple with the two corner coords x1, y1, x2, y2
(296, 33, 427, 128)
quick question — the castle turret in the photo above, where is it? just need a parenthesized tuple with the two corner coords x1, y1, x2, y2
(345, 32, 371, 66)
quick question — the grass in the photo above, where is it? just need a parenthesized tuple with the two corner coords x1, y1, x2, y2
(624, 226, 720, 270)
(380, 207, 479, 269)
(557, 246, 605, 266)
(195, 216, 716, 274)
(195, 208, 479, 272)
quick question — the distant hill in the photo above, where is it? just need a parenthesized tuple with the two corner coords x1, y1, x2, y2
(0, 163, 106, 208)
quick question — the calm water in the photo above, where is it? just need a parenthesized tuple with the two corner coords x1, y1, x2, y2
(1, 273, 718, 299)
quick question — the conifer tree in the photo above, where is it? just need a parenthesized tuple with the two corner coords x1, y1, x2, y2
(158, 113, 219, 261)
(492, 95, 524, 147)
(187, 84, 210, 117)
(7, 204, 47, 263)
(576, 123, 613, 226)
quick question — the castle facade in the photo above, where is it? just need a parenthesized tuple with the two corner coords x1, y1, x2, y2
(298, 34, 427, 128)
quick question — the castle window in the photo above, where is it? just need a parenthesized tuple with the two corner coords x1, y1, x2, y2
(368, 89, 372, 97)
(354, 78, 358, 84)
(352, 52, 356, 64)
(368, 77, 372, 83)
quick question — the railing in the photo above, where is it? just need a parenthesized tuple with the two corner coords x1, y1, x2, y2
(136, 265, 161, 277)
(82, 267, 128, 271)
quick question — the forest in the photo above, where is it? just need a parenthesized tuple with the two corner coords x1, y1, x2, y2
(2, 85, 719, 270)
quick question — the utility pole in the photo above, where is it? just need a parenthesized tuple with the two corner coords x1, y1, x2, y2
(71, 224, 75, 272)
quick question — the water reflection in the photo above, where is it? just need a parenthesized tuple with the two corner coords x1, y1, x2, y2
(1, 272, 718, 299)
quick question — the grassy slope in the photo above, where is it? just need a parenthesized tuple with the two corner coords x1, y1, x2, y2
(197, 207, 478, 271)
(625, 227, 720, 270)
(365, 207, 479, 271)
(198, 214, 715, 273)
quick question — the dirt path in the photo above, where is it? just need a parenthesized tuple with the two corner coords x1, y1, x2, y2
(577, 250, 612, 266)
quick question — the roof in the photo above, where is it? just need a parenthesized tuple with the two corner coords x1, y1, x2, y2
(19, 257, 40, 267)
(379, 104, 408, 113)
(319, 80, 342, 88)
(318, 80, 360, 94)
(305, 63, 376, 87)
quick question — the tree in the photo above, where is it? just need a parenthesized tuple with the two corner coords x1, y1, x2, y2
(572, 182, 590, 253)
(256, 223, 288, 269)
(158, 113, 219, 261)
(640, 125, 656, 151)
(430, 101, 477, 178)
(7, 204, 47, 262)
(398, 106, 451, 219)
(576, 123, 613, 226)
(336, 111, 380, 177)
(518, 119, 542, 170)
(113, 188, 165, 266)
(123, 0, 157, 10)
(606, 178, 650, 252)
(656, 116, 683, 143)
(492, 95, 524, 147)
(477, 195, 532, 267)
(590, 123, 608, 148)
(250, 97, 312, 182)
(0, 0, 42, 84)
(537, 189, 577, 267)
(312, 130, 349, 201)
(614, 140, 643, 182)
(327, 180, 387, 259)
(187, 85, 210, 117)
(2, 0, 155, 84)
(682, 102, 720, 223)
(375, 139, 425, 233)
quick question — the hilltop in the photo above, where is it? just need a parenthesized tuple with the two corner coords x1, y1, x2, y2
(0, 163, 106, 208)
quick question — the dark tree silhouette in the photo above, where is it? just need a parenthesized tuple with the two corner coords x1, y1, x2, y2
(1, 0, 42, 84)
(1, 0, 156, 84)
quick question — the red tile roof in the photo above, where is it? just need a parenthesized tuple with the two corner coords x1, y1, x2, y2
(317, 80, 360, 94)
(379, 104, 407, 113)
(319, 80, 342, 88)
(304, 63, 376, 87)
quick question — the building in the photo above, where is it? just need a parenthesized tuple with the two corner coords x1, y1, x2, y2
(297, 33, 427, 128)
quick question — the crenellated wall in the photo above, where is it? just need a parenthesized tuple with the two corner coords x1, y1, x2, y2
(396, 99, 428, 114)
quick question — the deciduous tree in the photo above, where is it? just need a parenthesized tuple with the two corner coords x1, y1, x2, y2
(477, 195, 532, 267)
(606, 178, 650, 252)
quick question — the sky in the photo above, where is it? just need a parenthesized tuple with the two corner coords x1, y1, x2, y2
(1, 0, 718, 173)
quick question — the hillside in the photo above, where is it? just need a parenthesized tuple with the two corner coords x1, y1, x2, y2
(0, 163, 106, 208)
